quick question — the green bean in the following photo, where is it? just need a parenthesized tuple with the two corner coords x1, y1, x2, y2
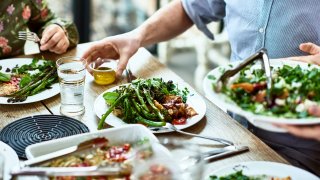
(132, 99, 158, 120)
(143, 89, 165, 121)
(30, 76, 57, 95)
(134, 83, 150, 112)
(98, 93, 129, 130)
(135, 116, 166, 127)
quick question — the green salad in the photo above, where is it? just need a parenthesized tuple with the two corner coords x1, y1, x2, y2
(209, 170, 283, 180)
(214, 64, 320, 118)
(98, 78, 197, 130)
(0, 58, 58, 103)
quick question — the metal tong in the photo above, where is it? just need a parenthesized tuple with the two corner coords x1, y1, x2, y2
(215, 48, 273, 105)
(21, 137, 109, 167)
(11, 165, 129, 177)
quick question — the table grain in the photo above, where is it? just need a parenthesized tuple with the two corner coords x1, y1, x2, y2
(1, 43, 288, 176)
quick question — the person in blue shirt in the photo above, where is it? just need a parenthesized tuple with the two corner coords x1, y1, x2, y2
(82, 0, 320, 175)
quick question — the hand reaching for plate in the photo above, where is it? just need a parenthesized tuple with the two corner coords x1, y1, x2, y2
(285, 42, 320, 65)
(275, 124, 320, 141)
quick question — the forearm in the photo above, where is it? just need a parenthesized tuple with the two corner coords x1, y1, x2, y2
(134, 0, 193, 47)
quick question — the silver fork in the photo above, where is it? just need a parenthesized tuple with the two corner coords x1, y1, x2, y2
(150, 122, 234, 146)
(125, 63, 136, 83)
(18, 31, 40, 43)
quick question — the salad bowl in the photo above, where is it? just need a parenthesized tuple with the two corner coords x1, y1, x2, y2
(203, 59, 320, 132)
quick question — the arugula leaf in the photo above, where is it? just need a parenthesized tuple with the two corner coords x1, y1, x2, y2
(19, 75, 32, 88)
(0, 72, 11, 82)
(103, 92, 120, 105)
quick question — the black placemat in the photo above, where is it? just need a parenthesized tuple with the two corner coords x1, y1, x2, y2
(0, 115, 89, 159)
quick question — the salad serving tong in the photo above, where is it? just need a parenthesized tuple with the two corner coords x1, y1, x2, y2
(215, 48, 273, 105)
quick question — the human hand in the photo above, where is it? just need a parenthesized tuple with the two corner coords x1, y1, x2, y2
(82, 31, 141, 77)
(286, 42, 320, 65)
(275, 124, 320, 141)
(40, 24, 69, 54)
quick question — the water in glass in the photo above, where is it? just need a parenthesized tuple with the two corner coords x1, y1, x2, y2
(57, 57, 86, 117)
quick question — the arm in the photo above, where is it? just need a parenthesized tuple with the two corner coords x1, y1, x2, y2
(135, 0, 193, 47)
(83, 0, 193, 77)
(28, 0, 79, 53)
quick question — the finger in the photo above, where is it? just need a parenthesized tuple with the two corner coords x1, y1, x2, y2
(82, 42, 102, 59)
(83, 42, 119, 65)
(286, 126, 320, 140)
(116, 54, 130, 78)
(51, 40, 67, 54)
(277, 124, 320, 140)
(286, 56, 312, 64)
(299, 42, 320, 55)
(40, 32, 63, 51)
(41, 26, 56, 45)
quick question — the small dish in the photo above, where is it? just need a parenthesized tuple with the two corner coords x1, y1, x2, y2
(89, 59, 117, 85)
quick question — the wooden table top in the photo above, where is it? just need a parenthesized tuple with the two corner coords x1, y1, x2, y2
(0, 43, 288, 176)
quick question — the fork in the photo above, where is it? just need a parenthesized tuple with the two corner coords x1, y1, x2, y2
(149, 122, 234, 146)
(125, 63, 136, 83)
(18, 31, 41, 43)
(215, 48, 273, 105)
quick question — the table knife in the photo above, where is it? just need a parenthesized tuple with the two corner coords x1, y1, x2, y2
(203, 145, 249, 161)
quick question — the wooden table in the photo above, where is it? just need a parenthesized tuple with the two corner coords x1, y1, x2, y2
(0, 43, 287, 176)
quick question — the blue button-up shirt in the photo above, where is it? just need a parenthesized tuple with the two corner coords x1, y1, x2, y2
(181, 0, 320, 176)
(182, 0, 320, 61)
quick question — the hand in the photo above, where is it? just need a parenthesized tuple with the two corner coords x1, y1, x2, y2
(275, 124, 320, 141)
(40, 24, 69, 54)
(82, 31, 141, 77)
(286, 42, 320, 65)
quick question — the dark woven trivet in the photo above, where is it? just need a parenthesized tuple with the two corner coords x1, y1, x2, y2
(0, 115, 89, 159)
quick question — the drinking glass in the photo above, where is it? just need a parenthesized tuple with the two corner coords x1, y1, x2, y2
(132, 139, 205, 180)
(56, 57, 86, 117)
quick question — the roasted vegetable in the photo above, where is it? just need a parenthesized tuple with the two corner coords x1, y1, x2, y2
(98, 78, 195, 130)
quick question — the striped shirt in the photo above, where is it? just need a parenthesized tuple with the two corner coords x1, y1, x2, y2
(182, 0, 320, 176)
(182, 0, 320, 61)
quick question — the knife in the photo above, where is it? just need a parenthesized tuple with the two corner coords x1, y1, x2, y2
(22, 137, 108, 167)
(203, 145, 249, 161)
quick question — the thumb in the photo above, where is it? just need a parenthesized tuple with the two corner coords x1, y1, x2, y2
(116, 54, 130, 78)
(299, 42, 320, 55)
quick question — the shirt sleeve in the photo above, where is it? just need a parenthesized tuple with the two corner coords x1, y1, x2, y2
(28, 0, 79, 48)
(181, 0, 226, 40)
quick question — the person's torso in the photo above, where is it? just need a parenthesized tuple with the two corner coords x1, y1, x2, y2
(224, 0, 320, 60)
(0, 1, 33, 58)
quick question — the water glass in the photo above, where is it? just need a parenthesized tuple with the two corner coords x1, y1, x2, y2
(56, 56, 86, 117)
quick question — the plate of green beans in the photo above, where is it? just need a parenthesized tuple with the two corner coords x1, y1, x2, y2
(94, 78, 206, 132)
(0, 58, 59, 104)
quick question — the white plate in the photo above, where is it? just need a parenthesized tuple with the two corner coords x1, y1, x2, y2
(94, 83, 206, 133)
(0, 58, 59, 104)
(0, 141, 19, 180)
(25, 124, 159, 159)
(208, 161, 319, 180)
(203, 59, 320, 132)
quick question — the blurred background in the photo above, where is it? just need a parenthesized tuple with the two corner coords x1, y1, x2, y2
(47, 0, 231, 92)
